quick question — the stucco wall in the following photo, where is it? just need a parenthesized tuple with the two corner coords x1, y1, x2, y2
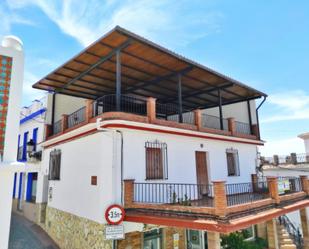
(41, 126, 258, 224)
(203, 100, 257, 124)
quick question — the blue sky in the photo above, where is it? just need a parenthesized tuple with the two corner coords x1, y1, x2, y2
(0, 0, 308, 155)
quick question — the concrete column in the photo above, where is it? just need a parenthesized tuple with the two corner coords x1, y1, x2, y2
(213, 180, 227, 217)
(251, 124, 259, 137)
(300, 175, 309, 195)
(146, 97, 156, 123)
(194, 109, 202, 130)
(123, 179, 135, 208)
(256, 222, 267, 239)
(267, 177, 280, 204)
(85, 99, 94, 122)
(227, 117, 236, 135)
(267, 219, 279, 249)
(300, 208, 309, 249)
(207, 231, 221, 249)
(251, 174, 258, 193)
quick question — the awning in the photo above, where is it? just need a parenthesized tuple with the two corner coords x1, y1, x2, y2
(33, 26, 267, 110)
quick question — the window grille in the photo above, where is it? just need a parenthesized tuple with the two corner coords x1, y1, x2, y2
(145, 140, 168, 180)
(226, 148, 240, 176)
(49, 149, 61, 180)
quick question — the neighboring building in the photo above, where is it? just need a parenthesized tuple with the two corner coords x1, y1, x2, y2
(0, 35, 25, 248)
(299, 132, 309, 154)
(23, 26, 309, 249)
(11, 92, 86, 225)
(260, 135, 309, 244)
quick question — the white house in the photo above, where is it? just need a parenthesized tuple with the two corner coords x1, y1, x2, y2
(22, 26, 309, 249)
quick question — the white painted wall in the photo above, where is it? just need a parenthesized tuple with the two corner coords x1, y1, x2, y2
(203, 100, 257, 124)
(41, 125, 258, 224)
(122, 129, 258, 185)
(54, 93, 86, 122)
(41, 132, 115, 223)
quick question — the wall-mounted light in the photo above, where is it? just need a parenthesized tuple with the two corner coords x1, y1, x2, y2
(26, 139, 35, 156)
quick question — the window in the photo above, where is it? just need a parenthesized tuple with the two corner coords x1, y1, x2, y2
(143, 229, 163, 249)
(49, 149, 61, 180)
(226, 148, 240, 176)
(145, 141, 168, 180)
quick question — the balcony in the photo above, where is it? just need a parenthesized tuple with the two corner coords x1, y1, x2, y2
(123, 175, 309, 232)
(45, 94, 259, 141)
(261, 153, 309, 166)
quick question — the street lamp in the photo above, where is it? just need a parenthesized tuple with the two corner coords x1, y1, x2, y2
(26, 139, 35, 157)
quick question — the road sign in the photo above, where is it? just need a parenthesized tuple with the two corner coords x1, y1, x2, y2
(105, 224, 125, 240)
(105, 204, 125, 225)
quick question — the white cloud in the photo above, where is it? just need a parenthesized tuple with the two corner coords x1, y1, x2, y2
(6, 0, 223, 47)
(261, 90, 309, 123)
(22, 71, 46, 106)
(259, 137, 305, 157)
(0, 3, 34, 38)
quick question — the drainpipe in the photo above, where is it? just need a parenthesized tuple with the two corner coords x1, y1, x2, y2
(255, 96, 267, 140)
(96, 118, 124, 205)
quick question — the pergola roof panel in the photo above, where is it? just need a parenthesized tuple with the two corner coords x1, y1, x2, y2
(33, 26, 267, 108)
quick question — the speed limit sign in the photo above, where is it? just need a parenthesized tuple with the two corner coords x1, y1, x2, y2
(105, 204, 125, 225)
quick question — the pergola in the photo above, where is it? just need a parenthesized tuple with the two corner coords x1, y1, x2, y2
(33, 26, 267, 126)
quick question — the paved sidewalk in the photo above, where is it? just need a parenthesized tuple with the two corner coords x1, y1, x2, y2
(9, 213, 59, 249)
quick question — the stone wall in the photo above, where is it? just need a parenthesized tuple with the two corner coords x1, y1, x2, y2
(45, 206, 112, 249)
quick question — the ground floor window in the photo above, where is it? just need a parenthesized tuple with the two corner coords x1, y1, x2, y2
(242, 226, 255, 241)
(186, 230, 208, 249)
(144, 229, 163, 249)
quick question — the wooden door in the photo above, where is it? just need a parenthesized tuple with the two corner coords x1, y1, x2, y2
(195, 151, 209, 197)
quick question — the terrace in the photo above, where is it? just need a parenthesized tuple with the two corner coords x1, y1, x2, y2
(31, 26, 266, 142)
(261, 153, 309, 166)
(123, 175, 309, 232)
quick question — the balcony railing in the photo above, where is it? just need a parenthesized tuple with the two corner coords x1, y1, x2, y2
(47, 94, 257, 139)
(261, 153, 309, 166)
(226, 181, 269, 206)
(134, 182, 214, 207)
(53, 120, 62, 135)
(201, 113, 228, 131)
(278, 177, 302, 195)
(235, 121, 251, 135)
(17, 146, 23, 161)
(156, 102, 195, 125)
(94, 94, 147, 117)
(68, 106, 86, 129)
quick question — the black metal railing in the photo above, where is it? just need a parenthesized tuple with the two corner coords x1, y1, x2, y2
(201, 113, 228, 131)
(156, 102, 195, 125)
(226, 182, 269, 206)
(235, 121, 251, 135)
(17, 146, 23, 161)
(278, 215, 303, 249)
(278, 177, 302, 195)
(53, 120, 62, 135)
(260, 153, 309, 166)
(93, 94, 147, 117)
(68, 106, 86, 128)
(133, 182, 214, 207)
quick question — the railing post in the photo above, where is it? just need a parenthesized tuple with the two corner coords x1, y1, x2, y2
(251, 174, 258, 193)
(147, 97, 156, 123)
(123, 179, 135, 208)
(227, 117, 236, 135)
(61, 114, 68, 133)
(85, 99, 94, 122)
(273, 155, 279, 166)
(44, 124, 52, 139)
(267, 177, 280, 205)
(290, 153, 297, 165)
(300, 175, 309, 195)
(213, 180, 227, 217)
(194, 109, 202, 130)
